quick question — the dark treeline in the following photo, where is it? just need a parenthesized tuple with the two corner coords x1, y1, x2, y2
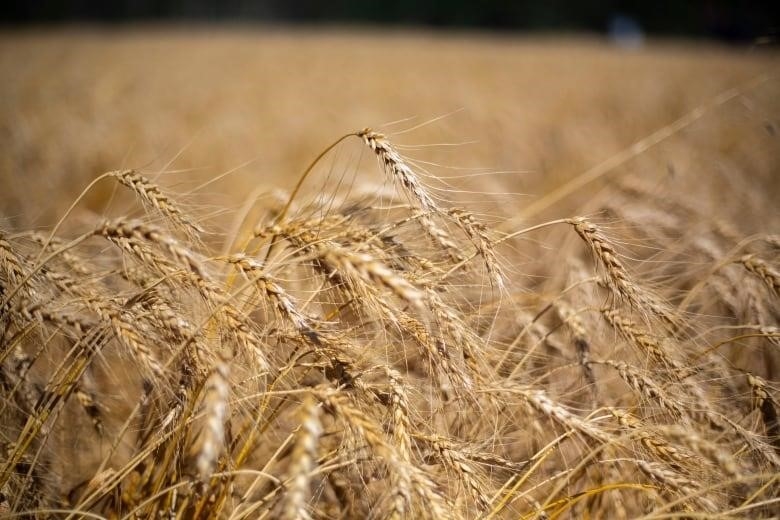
(2, 0, 778, 41)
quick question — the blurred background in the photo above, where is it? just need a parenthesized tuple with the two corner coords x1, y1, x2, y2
(1, 1, 778, 230)
(3, 1, 779, 43)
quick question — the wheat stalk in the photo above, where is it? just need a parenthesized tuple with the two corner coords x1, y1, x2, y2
(357, 129, 439, 212)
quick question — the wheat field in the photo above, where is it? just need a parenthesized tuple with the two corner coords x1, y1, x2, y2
(1, 28, 779, 518)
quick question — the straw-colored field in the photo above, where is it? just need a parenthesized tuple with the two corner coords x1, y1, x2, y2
(1, 28, 779, 518)
(2, 29, 777, 222)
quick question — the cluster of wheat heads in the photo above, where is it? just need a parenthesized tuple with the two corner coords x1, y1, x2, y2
(1, 128, 779, 519)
